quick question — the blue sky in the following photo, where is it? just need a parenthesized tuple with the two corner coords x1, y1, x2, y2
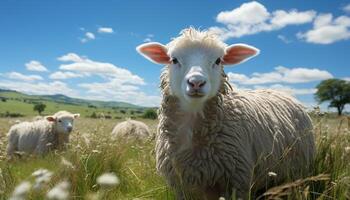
(0, 0, 349, 109)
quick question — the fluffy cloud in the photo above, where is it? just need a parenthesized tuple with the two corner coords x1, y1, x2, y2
(277, 35, 291, 43)
(57, 53, 84, 62)
(210, 1, 316, 40)
(79, 80, 161, 107)
(98, 27, 114, 33)
(86, 32, 95, 39)
(49, 71, 84, 80)
(0, 80, 78, 97)
(228, 66, 333, 85)
(253, 84, 316, 95)
(7, 72, 43, 82)
(80, 32, 96, 43)
(58, 53, 145, 85)
(297, 14, 350, 44)
(271, 10, 316, 27)
(25, 60, 48, 72)
(55, 53, 159, 106)
(343, 3, 350, 13)
(143, 34, 154, 42)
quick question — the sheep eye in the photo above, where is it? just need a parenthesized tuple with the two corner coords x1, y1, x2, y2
(58, 119, 62, 123)
(215, 58, 221, 65)
(172, 58, 178, 64)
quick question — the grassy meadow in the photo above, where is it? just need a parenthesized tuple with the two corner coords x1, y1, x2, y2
(0, 110, 349, 199)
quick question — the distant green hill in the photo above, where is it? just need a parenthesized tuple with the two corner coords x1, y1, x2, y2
(0, 89, 148, 117)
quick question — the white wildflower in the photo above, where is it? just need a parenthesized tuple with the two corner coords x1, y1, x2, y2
(32, 168, 50, 178)
(345, 146, 350, 153)
(96, 172, 120, 188)
(82, 134, 91, 146)
(219, 197, 226, 200)
(10, 181, 31, 199)
(47, 181, 70, 200)
(32, 168, 53, 190)
(268, 171, 277, 177)
(92, 150, 101, 153)
(61, 157, 75, 169)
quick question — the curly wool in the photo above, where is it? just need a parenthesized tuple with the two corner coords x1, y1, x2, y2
(156, 68, 315, 199)
(7, 120, 57, 156)
(111, 119, 150, 141)
(6, 111, 76, 156)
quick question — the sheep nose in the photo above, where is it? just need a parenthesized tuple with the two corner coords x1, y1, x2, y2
(187, 77, 206, 90)
(67, 126, 73, 132)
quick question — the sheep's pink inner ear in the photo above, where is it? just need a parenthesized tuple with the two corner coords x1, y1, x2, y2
(136, 42, 170, 64)
(46, 116, 56, 122)
(222, 44, 259, 66)
(74, 114, 80, 118)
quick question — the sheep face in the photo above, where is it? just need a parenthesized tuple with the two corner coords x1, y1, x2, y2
(167, 43, 224, 112)
(137, 28, 259, 113)
(47, 113, 80, 134)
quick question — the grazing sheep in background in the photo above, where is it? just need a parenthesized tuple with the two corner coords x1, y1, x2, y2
(6, 111, 80, 156)
(111, 119, 150, 141)
(137, 28, 315, 199)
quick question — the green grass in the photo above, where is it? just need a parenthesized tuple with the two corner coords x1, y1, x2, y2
(0, 90, 148, 118)
(0, 115, 349, 199)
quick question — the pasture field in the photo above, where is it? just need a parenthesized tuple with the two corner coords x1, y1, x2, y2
(0, 90, 147, 119)
(0, 115, 349, 199)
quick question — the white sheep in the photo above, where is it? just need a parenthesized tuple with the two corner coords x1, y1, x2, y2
(6, 111, 80, 156)
(111, 119, 150, 141)
(137, 28, 315, 199)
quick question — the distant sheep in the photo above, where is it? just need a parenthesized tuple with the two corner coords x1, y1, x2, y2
(111, 119, 150, 141)
(137, 28, 315, 199)
(6, 111, 80, 156)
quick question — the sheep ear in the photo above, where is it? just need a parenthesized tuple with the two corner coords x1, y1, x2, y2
(46, 116, 56, 122)
(222, 44, 259, 66)
(73, 113, 80, 118)
(136, 42, 171, 65)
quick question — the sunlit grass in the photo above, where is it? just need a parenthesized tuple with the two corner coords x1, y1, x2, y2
(0, 115, 349, 199)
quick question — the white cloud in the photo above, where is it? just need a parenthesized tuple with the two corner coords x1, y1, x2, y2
(80, 38, 88, 43)
(80, 32, 96, 43)
(58, 53, 145, 85)
(49, 71, 84, 80)
(297, 13, 350, 44)
(98, 27, 114, 33)
(210, 1, 316, 40)
(25, 60, 48, 72)
(216, 1, 270, 25)
(6, 72, 43, 82)
(143, 34, 154, 42)
(57, 53, 85, 62)
(253, 84, 316, 95)
(277, 35, 291, 43)
(343, 3, 350, 13)
(85, 32, 95, 39)
(55, 53, 160, 106)
(0, 80, 78, 97)
(270, 9, 316, 27)
(228, 66, 333, 85)
(343, 77, 350, 81)
(78, 80, 161, 107)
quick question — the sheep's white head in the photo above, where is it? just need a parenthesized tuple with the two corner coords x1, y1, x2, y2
(137, 28, 259, 113)
(46, 111, 80, 134)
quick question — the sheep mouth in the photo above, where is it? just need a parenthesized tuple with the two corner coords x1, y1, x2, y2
(187, 92, 205, 98)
